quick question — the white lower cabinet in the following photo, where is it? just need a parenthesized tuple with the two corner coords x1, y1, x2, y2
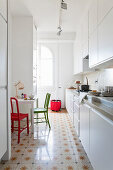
(80, 104, 90, 156)
(66, 89, 74, 123)
(73, 102, 80, 136)
(0, 88, 7, 159)
(90, 108, 113, 170)
(80, 104, 113, 170)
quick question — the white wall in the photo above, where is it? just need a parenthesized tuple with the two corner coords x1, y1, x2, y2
(12, 16, 33, 97)
(83, 68, 113, 91)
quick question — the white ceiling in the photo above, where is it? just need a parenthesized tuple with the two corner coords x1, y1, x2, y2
(10, 0, 90, 32)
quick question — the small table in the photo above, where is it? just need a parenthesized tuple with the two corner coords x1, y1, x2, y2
(17, 99, 36, 132)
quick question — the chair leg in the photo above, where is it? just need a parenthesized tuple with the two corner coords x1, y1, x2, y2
(27, 116, 29, 134)
(18, 120, 20, 144)
(46, 112, 51, 129)
(44, 112, 47, 124)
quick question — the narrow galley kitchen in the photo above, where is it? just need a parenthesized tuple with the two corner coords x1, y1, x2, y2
(2, 0, 113, 170)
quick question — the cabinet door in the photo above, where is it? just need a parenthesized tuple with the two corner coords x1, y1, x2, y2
(0, 16, 7, 87)
(0, 0, 7, 21)
(0, 88, 7, 159)
(89, 0, 98, 36)
(98, 8, 113, 63)
(82, 13, 88, 45)
(73, 42, 79, 74)
(73, 102, 80, 136)
(90, 109, 113, 170)
(98, 0, 113, 24)
(80, 104, 90, 156)
(89, 29, 98, 67)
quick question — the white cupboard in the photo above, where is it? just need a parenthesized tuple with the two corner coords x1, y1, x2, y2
(66, 89, 74, 123)
(80, 104, 90, 156)
(74, 12, 89, 74)
(0, 0, 7, 21)
(90, 108, 113, 170)
(0, 15, 7, 87)
(89, 0, 98, 37)
(0, 0, 8, 160)
(82, 13, 89, 58)
(89, 29, 98, 67)
(0, 89, 7, 159)
(98, 0, 113, 24)
(98, 8, 113, 63)
(73, 99, 80, 136)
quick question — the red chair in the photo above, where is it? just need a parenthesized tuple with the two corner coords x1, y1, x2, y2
(10, 97, 29, 143)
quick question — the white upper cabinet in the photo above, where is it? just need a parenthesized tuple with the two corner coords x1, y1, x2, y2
(98, 0, 113, 24)
(0, 16, 7, 87)
(98, 8, 113, 63)
(82, 13, 89, 58)
(89, 0, 98, 37)
(0, 0, 7, 21)
(89, 29, 98, 67)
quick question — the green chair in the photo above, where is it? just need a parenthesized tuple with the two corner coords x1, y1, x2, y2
(34, 93, 51, 129)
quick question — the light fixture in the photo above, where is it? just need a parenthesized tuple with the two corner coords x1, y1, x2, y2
(61, 0, 67, 10)
(57, 26, 62, 36)
(57, 0, 67, 36)
(15, 81, 24, 98)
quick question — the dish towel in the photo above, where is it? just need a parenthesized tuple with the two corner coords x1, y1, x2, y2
(79, 92, 88, 103)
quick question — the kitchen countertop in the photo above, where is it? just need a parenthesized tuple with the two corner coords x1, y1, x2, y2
(84, 95, 113, 125)
(67, 89, 113, 122)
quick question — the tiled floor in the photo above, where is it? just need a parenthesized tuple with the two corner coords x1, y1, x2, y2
(0, 109, 93, 170)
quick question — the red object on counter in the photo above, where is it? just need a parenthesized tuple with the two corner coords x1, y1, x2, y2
(50, 100, 61, 112)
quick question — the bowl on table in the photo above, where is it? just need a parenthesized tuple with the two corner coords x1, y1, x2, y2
(29, 94, 34, 100)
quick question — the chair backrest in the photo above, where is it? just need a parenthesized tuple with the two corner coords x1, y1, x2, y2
(10, 97, 20, 118)
(44, 93, 51, 109)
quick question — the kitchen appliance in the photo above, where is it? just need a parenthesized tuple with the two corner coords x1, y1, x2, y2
(81, 85, 89, 92)
(80, 77, 89, 92)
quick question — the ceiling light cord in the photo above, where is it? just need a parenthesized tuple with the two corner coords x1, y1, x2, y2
(57, 0, 67, 36)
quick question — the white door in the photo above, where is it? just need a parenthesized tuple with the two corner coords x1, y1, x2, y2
(37, 43, 57, 107)
(0, 88, 7, 159)
(36, 42, 73, 108)
(0, 15, 7, 87)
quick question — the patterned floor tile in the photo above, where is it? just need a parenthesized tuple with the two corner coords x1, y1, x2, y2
(0, 110, 93, 170)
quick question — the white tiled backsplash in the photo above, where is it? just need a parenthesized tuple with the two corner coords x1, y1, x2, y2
(83, 68, 113, 91)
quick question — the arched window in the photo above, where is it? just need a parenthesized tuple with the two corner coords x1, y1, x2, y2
(37, 45, 54, 87)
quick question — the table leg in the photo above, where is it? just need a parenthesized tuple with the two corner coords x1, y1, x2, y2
(31, 104, 34, 133)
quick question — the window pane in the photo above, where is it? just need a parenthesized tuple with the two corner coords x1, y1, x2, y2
(37, 45, 54, 87)
(41, 46, 52, 59)
(40, 59, 53, 86)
